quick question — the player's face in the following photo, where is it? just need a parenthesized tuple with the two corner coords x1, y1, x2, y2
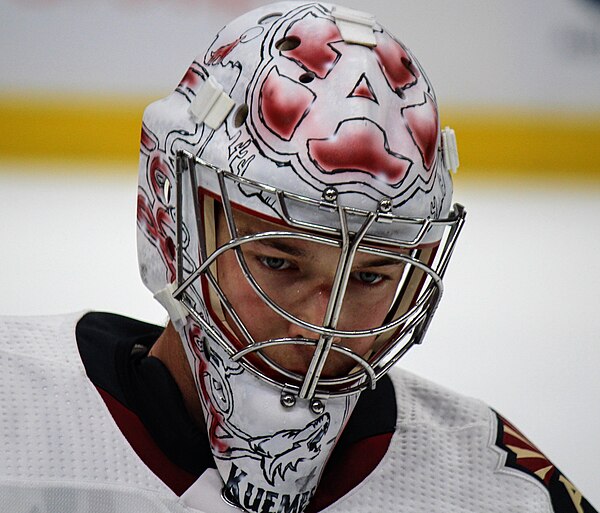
(215, 207, 408, 378)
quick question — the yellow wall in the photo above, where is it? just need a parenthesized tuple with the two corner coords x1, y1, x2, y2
(1, 94, 599, 183)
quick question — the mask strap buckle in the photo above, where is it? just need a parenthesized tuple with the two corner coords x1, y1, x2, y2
(441, 126, 460, 173)
(332, 6, 377, 47)
(189, 76, 235, 130)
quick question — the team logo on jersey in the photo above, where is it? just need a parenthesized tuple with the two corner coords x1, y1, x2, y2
(494, 411, 596, 513)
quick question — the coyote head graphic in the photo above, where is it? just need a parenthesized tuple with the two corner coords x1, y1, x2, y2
(249, 413, 330, 485)
(199, 344, 333, 485)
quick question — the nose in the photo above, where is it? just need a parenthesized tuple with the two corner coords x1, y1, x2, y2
(283, 287, 334, 378)
(286, 286, 331, 341)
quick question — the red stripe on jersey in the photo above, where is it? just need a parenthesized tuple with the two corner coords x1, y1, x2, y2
(97, 387, 198, 496)
(98, 385, 392, 508)
(308, 433, 394, 512)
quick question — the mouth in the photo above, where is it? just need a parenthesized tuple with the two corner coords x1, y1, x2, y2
(263, 338, 359, 381)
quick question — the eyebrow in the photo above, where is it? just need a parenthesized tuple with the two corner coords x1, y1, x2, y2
(237, 225, 405, 266)
(257, 238, 309, 257)
(237, 228, 310, 257)
(254, 241, 402, 269)
(252, 238, 403, 267)
(358, 257, 404, 268)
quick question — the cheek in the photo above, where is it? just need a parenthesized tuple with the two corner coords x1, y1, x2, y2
(321, 335, 378, 378)
(346, 335, 378, 357)
(218, 252, 283, 339)
(340, 292, 393, 330)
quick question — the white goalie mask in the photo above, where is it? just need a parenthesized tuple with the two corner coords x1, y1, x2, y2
(137, 2, 465, 511)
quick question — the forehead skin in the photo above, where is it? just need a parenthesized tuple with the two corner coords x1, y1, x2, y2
(222, 205, 407, 270)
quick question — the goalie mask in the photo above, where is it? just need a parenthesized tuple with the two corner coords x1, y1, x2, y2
(137, 2, 465, 511)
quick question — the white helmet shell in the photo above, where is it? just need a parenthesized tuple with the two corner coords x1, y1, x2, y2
(137, 2, 463, 511)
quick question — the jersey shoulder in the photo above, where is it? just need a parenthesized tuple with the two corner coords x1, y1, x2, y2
(0, 312, 192, 513)
(324, 369, 597, 513)
(493, 410, 597, 513)
(0, 311, 85, 361)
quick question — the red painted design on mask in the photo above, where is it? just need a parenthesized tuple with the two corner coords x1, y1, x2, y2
(308, 120, 411, 183)
(136, 192, 176, 282)
(188, 324, 230, 454)
(260, 68, 315, 140)
(140, 125, 157, 152)
(403, 94, 438, 170)
(374, 35, 419, 93)
(348, 74, 377, 103)
(137, 151, 177, 281)
(208, 38, 241, 65)
(177, 61, 207, 93)
(178, 65, 200, 89)
(149, 155, 171, 200)
(282, 15, 341, 78)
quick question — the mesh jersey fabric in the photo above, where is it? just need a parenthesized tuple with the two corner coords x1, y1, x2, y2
(75, 312, 215, 479)
(0, 313, 596, 513)
(0, 312, 188, 513)
(73, 311, 396, 506)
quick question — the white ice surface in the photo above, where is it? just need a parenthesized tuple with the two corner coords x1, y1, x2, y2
(1, 162, 599, 505)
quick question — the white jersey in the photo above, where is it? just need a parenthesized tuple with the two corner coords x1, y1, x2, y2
(0, 313, 593, 513)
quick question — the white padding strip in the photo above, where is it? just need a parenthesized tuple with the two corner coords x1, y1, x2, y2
(442, 126, 460, 173)
(332, 5, 377, 47)
(154, 282, 189, 329)
(189, 76, 235, 130)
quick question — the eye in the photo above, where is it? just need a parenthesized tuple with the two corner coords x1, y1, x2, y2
(259, 256, 292, 271)
(354, 271, 384, 285)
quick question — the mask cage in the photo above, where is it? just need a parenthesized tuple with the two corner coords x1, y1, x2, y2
(172, 150, 466, 400)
